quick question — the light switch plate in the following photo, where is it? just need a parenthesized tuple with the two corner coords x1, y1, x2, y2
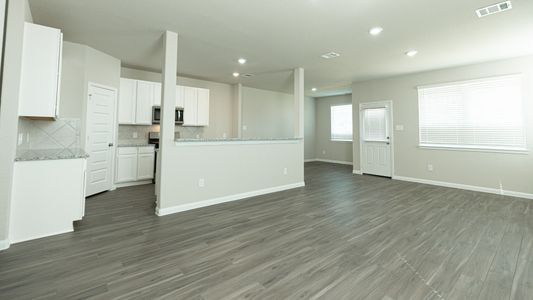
(198, 178, 205, 187)
(132, 132, 138, 138)
(395, 125, 404, 131)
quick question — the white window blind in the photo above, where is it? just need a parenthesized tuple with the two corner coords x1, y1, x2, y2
(331, 104, 353, 141)
(363, 108, 387, 141)
(418, 75, 526, 151)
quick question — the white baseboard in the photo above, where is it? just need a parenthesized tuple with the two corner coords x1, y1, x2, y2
(115, 180, 153, 188)
(0, 239, 10, 251)
(353, 170, 363, 175)
(11, 228, 74, 244)
(392, 175, 533, 200)
(156, 181, 306, 216)
(306, 158, 353, 166)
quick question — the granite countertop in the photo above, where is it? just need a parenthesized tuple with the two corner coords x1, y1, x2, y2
(118, 143, 154, 147)
(175, 137, 303, 143)
(15, 148, 89, 162)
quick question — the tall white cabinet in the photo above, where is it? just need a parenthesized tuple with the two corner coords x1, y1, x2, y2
(19, 22, 63, 118)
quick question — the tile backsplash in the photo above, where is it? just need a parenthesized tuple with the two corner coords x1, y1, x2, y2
(18, 118, 81, 150)
(118, 125, 205, 144)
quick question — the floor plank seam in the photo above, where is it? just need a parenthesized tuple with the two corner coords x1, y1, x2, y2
(396, 253, 445, 299)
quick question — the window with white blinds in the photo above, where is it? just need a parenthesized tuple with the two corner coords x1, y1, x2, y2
(331, 104, 353, 141)
(418, 75, 526, 151)
(363, 108, 388, 141)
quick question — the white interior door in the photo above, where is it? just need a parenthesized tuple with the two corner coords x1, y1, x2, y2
(360, 102, 393, 177)
(86, 84, 117, 196)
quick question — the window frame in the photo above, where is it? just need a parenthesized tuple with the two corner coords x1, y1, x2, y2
(330, 104, 353, 142)
(417, 74, 528, 154)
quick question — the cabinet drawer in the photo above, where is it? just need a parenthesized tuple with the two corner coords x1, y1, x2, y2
(138, 146, 155, 154)
(118, 147, 137, 155)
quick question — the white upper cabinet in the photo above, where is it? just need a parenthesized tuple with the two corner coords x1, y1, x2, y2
(135, 80, 155, 125)
(196, 88, 210, 126)
(118, 78, 160, 125)
(183, 86, 198, 126)
(176, 85, 184, 108)
(118, 78, 137, 124)
(181, 86, 209, 127)
(117, 78, 209, 126)
(19, 22, 63, 118)
(153, 82, 162, 106)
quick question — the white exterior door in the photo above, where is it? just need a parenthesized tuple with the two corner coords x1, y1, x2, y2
(86, 84, 117, 196)
(360, 101, 393, 177)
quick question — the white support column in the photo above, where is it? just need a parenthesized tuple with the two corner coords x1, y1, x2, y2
(232, 83, 243, 138)
(293, 68, 304, 138)
(156, 31, 178, 213)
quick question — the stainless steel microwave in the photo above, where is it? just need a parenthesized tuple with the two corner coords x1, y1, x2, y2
(152, 106, 184, 125)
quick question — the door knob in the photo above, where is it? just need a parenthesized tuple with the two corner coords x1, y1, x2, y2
(108, 143, 114, 147)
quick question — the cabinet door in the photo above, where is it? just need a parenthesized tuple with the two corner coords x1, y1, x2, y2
(137, 152, 155, 180)
(153, 82, 162, 106)
(183, 86, 198, 126)
(176, 85, 185, 108)
(197, 88, 210, 126)
(116, 153, 138, 183)
(135, 80, 155, 125)
(118, 78, 137, 124)
(19, 23, 62, 118)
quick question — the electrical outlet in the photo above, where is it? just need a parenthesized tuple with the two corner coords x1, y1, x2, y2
(322, 150, 326, 155)
(242, 125, 247, 131)
(198, 178, 205, 188)
(427, 164, 434, 172)
(222, 132, 227, 139)
(395, 125, 404, 131)
(283, 167, 288, 175)
(132, 132, 138, 138)
(196, 134, 200, 139)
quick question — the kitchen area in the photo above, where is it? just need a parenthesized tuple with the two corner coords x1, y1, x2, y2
(7, 16, 305, 246)
(114, 75, 211, 187)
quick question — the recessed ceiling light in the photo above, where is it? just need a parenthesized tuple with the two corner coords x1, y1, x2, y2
(238, 58, 247, 64)
(233, 72, 240, 77)
(369, 27, 383, 36)
(311, 88, 317, 92)
(405, 50, 418, 57)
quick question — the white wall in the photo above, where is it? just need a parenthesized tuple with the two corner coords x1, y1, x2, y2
(157, 141, 305, 215)
(121, 67, 235, 139)
(314, 94, 353, 163)
(241, 87, 294, 139)
(0, 0, 33, 248)
(352, 55, 533, 195)
(34, 41, 121, 150)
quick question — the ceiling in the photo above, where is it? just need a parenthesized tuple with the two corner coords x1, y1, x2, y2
(29, 0, 533, 97)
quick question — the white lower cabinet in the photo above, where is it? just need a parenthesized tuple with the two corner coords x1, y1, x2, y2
(115, 146, 155, 185)
(137, 148, 155, 180)
(10, 158, 86, 244)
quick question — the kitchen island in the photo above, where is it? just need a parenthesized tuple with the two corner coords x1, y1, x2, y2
(157, 138, 305, 216)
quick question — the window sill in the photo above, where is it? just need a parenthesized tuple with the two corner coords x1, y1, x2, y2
(331, 139, 353, 142)
(418, 145, 529, 155)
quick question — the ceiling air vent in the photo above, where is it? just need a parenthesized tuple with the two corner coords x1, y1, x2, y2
(321, 52, 341, 59)
(476, 1, 512, 18)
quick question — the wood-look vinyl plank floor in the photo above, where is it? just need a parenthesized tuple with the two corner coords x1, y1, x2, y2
(1, 162, 532, 299)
